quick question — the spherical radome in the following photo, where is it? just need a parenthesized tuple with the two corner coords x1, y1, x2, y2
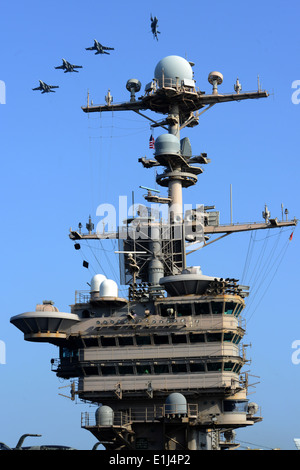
(154, 56, 193, 83)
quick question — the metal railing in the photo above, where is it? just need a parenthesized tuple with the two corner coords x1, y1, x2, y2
(75, 290, 90, 304)
(81, 403, 199, 428)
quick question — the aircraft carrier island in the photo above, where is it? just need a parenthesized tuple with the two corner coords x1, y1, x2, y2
(11, 55, 297, 450)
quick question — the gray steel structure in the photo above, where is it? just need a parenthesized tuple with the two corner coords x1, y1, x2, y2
(12, 56, 297, 450)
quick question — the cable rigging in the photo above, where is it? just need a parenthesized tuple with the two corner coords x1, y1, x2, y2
(241, 227, 296, 322)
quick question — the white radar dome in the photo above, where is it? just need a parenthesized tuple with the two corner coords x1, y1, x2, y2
(90, 274, 107, 292)
(100, 279, 118, 298)
(154, 56, 194, 86)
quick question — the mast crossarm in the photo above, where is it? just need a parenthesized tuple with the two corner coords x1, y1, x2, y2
(69, 218, 297, 241)
(196, 90, 269, 106)
(69, 230, 119, 240)
(81, 101, 145, 114)
(204, 219, 297, 235)
(81, 90, 269, 115)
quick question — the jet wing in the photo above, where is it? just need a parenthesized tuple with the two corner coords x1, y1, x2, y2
(46, 87, 59, 93)
(103, 46, 114, 50)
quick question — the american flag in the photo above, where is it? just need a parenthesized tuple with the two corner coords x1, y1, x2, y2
(149, 134, 155, 149)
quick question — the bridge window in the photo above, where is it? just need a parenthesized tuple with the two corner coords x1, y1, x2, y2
(233, 363, 242, 373)
(224, 302, 236, 315)
(160, 304, 176, 317)
(224, 361, 235, 371)
(101, 365, 116, 375)
(84, 337, 99, 347)
(224, 332, 234, 342)
(190, 333, 205, 343)
(62, 348, 78, 358)
(223, 400, 248, 413)
(176, 303, 192, 316)
(232, 334, 242, 344)
(101, 337, 116, 347)
(190, 362, 205, 372)
(119, 365, 134, 375)
(234, 304, 244, 317)
(154, 364, 169, 374)
(136, 335, 152, 346)
(154, 335, 169, 345)
(207, 362, 222, 371)
(84, 366, 98, 375)
(171, 334, 187, 344)
(207, 333, 222, 342)
(211, 302, 223, 315)
(136, 364, 152, 374)
(171, 363, 187, 373)
(194, 303, 210, 315)
(118, 336, 134, 346)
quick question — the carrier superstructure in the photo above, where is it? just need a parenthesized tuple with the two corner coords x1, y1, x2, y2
(11, 55, 297, 450)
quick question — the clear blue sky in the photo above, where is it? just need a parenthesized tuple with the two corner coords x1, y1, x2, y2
(0, 0, 299, 450)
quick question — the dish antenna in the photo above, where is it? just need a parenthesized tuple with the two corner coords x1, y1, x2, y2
(126, 79, 141, 102)
(208, 71, 223, 95)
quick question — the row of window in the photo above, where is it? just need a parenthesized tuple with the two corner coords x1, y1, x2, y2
(76, 331, 242, 349)
(158, 301, 244, 317)
(60, 360, 243, 376)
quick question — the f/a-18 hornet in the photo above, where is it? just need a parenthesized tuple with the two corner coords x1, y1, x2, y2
(55, 58, 83, 73)
(150, 14, 160, 40)
(32, 80, 59, 93)
(85, 39, 114, 55)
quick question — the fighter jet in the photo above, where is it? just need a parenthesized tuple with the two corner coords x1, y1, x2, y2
(150, 14, 160, 40)
(32, 80, 59, 93)
(85, 39, 114, 55)
(55, 58, 83, 73)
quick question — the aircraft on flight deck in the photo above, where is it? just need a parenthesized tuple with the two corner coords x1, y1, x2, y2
(55, 58, 83, 73)
(85, 39, 114, 55)
(32, 80, 59, 93)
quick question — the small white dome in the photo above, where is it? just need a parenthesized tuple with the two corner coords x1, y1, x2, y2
(90, 274, 106, 292)
(99, 279, 118, 297)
